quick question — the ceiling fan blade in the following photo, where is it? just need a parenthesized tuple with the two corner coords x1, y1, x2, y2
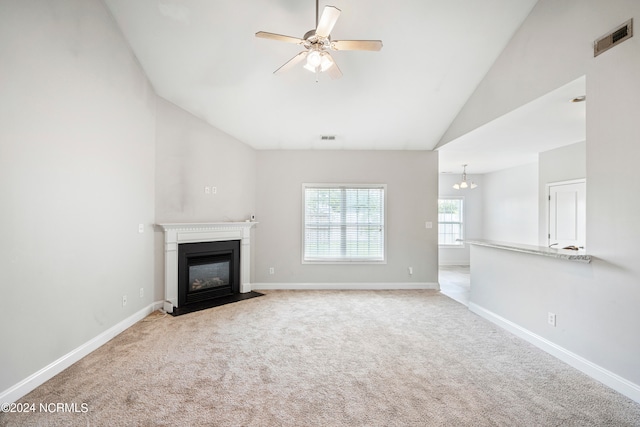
(332, 40, 383, 51)
(255, 31, 304, 45)
(325, 55, 342, 80)
(274, 51, 309, 74)
(315, 6, 341, 38)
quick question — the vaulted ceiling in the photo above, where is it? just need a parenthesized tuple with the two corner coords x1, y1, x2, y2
(439, 75, 586, 174)
(104, 0, 540, 155)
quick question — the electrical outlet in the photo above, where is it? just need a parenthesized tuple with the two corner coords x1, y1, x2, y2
(548, 312, 556, 327)
(139, 288, 144, 298)
(122, 295, 127, 307)
(138, 223, 144, 233)
(204, 186, 211, 194)
(212, 187, 217, 194)
(269, 267, 275, 275)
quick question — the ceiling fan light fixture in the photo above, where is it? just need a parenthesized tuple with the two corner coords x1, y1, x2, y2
(320, 53, 334, 71)
(306, 50, 322, 68)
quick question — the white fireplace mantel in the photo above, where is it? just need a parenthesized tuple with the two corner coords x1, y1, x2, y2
(157, 222, 257, 313)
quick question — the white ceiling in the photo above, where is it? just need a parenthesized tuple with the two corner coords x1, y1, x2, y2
(438, 75, 586, 174)
(104, 0, 538, 152)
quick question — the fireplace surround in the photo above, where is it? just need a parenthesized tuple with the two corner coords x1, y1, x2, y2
(158, 222, 257, 314)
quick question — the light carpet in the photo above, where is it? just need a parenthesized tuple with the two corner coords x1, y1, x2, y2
(2, 290, 640, 426)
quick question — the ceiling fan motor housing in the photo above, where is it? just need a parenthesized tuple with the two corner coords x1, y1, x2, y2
(303, 30, 331, 49)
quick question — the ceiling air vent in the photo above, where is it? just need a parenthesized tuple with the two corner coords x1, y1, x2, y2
(594, 18, 633, 57)
(321, 135, 336, 141)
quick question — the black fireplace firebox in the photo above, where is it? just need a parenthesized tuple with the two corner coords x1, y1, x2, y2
(176, 240, 240, 315)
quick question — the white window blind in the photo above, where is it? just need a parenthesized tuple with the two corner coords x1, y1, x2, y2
(438, 198, 464, 246)
(303, 184, 385, 263)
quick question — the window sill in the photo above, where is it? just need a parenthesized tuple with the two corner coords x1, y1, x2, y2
(302, 259, 387, 265)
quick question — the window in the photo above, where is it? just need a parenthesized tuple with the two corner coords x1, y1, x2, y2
(303, 184, 386, 263)
(438, 198, 464, 246)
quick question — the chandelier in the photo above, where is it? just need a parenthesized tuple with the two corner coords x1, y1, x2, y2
(453, 164, 477, 190)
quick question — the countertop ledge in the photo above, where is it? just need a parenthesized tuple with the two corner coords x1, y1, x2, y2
(466, 239, 591, 263)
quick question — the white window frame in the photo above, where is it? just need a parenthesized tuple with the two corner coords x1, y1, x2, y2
(302, 183, 387, 264)
(438, 197, 465, 248)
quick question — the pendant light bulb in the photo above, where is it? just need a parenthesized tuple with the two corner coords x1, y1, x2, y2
(307, 50, 322, 68)
(320, 53, 334, 71)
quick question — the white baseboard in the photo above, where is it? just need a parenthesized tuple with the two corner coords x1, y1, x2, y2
(438, 261, 470, 266)
(0, 301, 164, 404)
(252, 282, 440, 291)
(151, 301, 165, 312)
(469, 302, 640, 404)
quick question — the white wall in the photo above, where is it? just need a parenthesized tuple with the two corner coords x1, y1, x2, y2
(0, 0, 156, 396)
(585, 7, 640, 390)
(154, 98, 257, 299)
(438, 3, 592, 147)
(254, 150, 439, 285)
(440, 0, 640, 396)
(538, 141, 587, 245)
(154, 98, 256, 224)
(482, 163, 538, 245)
(438, 174, 484, 265)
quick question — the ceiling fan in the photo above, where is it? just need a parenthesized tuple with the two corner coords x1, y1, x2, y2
(255, 0, 383, 80)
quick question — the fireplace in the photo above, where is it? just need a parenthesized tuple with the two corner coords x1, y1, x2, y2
(158, 222, 259, 316)
(178, 240, 240, 308)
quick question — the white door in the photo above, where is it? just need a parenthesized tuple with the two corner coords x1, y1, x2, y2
(548, 180, 586, 249)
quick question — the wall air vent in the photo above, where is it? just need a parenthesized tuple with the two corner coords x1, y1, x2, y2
(321, 135, 336, 141)
(594, 18, 633, 57)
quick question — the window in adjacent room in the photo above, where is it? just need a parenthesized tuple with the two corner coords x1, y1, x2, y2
(303, 184, 386, 263)
(438, 198, 464, 247)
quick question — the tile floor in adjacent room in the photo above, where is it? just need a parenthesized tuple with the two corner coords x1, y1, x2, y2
(438, 265, 470, 306)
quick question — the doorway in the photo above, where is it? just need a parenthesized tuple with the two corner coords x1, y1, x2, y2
(548, 179, 586, 249)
